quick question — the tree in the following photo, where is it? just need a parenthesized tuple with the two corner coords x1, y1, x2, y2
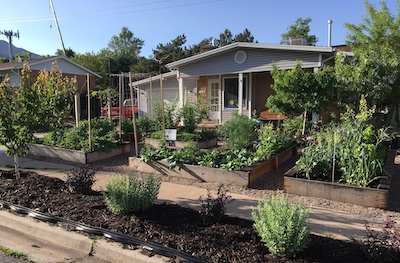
(108, 27, 144, 72)
(108, 27, 144, 58)
(218, 29, 233, 46)
(33, 62, 76, 131)
(234, 28, 255, 43)
(186, 37, 213, 56)
(153, 34, 188, 73)
(55, 47, 76, 58)
(267, 61, 335, 135)
(0, 63, 76, 179)
(340, 0, 400, 127)
(280, 18, 318, 46)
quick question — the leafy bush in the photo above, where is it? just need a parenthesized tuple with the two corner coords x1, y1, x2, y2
(136, 115, 159, 135)
(42, 118, 117, 152)
(255, 124, 295, 161)
(121, 118, 134, 133)
(362, 217, 400, 262)
(65, 167, 96, 194)
(199, 184, 233, 225)
(178, 96, 210, 133)
(167, 142, 202, 169)
(140, 144, 171, 162)
(218, 111, 258, 150)
(282, 115, 313, 140)
(220, 148, 257, 171)
(198, 148, 223, 168)
(252, 193, 311, 257)
(103, 173, 161, 214)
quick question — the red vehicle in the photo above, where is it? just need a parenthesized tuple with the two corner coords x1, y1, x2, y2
(100, 99, 138, 119)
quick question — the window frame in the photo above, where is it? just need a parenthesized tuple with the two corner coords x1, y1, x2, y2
(223, 76, 247, 109)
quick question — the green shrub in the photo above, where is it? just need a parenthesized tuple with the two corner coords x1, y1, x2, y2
(42, 118, 116, 152)
(252, 193, 311, 257)
(178, 96, 210, 133)
(218, 111, 258, 150)
(103, 173, 161, 214)
(136, 115, 159, 135)
(255, 124, 295, 161)
(65, 167, 96, 194)
(121, 118, 134, 133)
(283, 115, 312, 139)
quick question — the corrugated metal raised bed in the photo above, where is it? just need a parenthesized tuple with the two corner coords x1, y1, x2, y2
(28, 143, 131, 164)
(284, 165, 389, 209)
(129, 144, 298, 187)
(144, 138, 218, 149)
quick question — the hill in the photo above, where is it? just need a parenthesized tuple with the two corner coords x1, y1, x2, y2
(0, 40, 40, 59)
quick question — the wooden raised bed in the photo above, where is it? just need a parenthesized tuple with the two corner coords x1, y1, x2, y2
(284, 166, 389, 209)
(129, 144, 298, 187)
(144, 137, 218, 149)
(28, 143, 131, 164)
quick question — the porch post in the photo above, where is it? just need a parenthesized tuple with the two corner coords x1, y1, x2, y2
(178, 71, 184, 108)
(74, 91, 80, 126)
(178, 78, 184, 108)
(238, 73, 243, 115)
(248, 72, 252, 119)
(218, 75, 222, 124)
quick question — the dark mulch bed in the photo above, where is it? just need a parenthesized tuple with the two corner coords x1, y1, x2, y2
(0, 170, 386, 263)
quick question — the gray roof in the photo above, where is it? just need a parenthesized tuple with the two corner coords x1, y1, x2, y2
(131, 71, 176, 86)
(0, 56, 101, 78)
(166, 42, 335, 70)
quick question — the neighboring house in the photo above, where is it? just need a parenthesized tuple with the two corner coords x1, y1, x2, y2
(0, 56, 101, 124)
(132, 42, 347, 123)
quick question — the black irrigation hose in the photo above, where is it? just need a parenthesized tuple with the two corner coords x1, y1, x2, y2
(0, 200, 211, 263)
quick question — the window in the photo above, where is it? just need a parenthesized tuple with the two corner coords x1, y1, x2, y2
(224, 77, 247, 109)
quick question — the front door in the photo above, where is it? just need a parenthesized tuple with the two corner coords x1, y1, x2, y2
(208, 79, 220, 121)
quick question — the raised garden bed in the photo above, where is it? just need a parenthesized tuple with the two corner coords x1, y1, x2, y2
(284, 166, 389, 209)
(28, 142, 131, 164)
(144, 137, 218, 149)
(129, 144, 297, 187)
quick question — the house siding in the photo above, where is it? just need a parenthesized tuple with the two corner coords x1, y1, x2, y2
(178, 48, 321, 77)
(136, 77, 197, 116)
(1, 69, 20, 85)
(29, 59, 91, 76)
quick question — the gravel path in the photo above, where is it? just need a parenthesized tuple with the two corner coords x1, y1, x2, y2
(88, 147, 400, 226)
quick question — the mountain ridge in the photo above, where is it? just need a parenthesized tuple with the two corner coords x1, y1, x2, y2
(0, 40, 40, 59)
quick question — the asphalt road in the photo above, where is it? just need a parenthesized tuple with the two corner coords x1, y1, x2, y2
(0, 252, 27, 263)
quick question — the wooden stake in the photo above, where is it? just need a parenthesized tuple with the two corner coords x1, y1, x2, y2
(87, 73, 92, 151)
(129, 72, 139, 157)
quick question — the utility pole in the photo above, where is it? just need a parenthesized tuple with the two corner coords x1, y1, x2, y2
(0, 30, 19, 62)
(49, 0, 66, 56)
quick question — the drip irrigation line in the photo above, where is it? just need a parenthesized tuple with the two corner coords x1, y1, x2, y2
(0, 200, 210, 263)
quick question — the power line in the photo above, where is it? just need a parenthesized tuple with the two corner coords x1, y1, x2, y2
(0, 30, 20, 62)
(1, 0, 223, 24)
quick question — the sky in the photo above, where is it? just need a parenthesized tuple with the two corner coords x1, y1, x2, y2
(0, 0, 399, 58)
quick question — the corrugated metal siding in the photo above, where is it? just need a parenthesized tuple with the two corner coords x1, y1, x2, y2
(179, 48, 321, 77)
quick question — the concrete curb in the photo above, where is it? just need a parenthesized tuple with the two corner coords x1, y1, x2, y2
(0, 211, 167, 263)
